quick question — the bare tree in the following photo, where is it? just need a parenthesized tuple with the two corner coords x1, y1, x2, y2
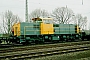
(74, 14, 87, 30)
(0, 26, 3, 34)
(29, 9, 49, 22)
(2, 10, 21, 34)
(51, 7, 74, 24)
(83, 17, 87, 30)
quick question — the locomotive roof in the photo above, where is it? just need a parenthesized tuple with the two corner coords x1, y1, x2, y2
(32, 18, 53, 21)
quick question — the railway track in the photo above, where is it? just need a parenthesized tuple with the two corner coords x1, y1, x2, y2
(0, 44, 23, 48)
(0, 44, 90, 60)
(0, 41, 90, 53)
(0, 40, 88, 48)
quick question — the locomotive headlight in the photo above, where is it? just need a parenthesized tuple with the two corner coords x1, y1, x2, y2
(58, 36, 59, 38)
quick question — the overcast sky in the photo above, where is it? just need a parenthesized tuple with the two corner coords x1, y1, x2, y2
(0, 0, 90, 29)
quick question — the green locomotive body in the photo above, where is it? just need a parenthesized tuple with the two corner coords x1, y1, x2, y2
(53, 24, 80, 41)
(9, 18, 80, 44)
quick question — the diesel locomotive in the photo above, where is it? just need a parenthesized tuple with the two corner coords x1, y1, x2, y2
(8, 17, 81, 44)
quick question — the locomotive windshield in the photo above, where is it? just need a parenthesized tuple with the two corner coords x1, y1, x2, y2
(43, 20, 53, 24)
(42, 18, 53, 24)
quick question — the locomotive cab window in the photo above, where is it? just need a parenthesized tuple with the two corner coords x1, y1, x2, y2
(43, 20, 53, 24)
(42, 18, 53, 24)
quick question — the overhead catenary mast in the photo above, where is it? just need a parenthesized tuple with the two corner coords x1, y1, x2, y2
(82, 0, 83, 5)
(25, 0, 28, 22)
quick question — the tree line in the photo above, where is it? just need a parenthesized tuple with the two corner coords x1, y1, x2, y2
(0, 7, 87, 34)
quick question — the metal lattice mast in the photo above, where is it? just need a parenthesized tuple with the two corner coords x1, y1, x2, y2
(82, 0, 83, 5)
(25, 0, 28, 22)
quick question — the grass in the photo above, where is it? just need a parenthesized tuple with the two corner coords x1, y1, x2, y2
(28, 50, 90, 60)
